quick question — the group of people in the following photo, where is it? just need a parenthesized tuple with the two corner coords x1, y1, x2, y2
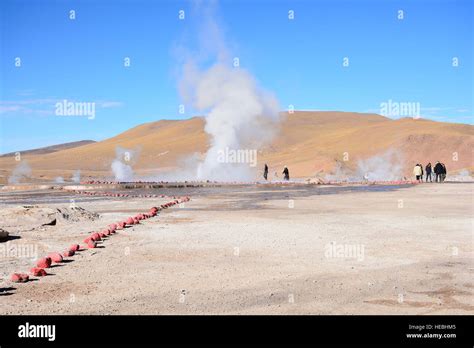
(263, 162, 447, 183)
(413, 161, 447, 182)
(263, 164, 290, 181)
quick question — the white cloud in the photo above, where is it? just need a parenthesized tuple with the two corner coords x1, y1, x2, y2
(98, 101, 124, 108)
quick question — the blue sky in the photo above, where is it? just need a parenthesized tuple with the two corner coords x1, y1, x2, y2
(0, 0, 472, 153)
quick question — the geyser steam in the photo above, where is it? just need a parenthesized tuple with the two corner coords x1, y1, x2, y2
(324, 149, 405, 182)
(71, 170, 81, 183)
(54, 176, 65, 183)
(111, 146, 138, 181)
(8, 161, 32, 184)
(178, 3, 280, 181)
(356, 149, 404, 181)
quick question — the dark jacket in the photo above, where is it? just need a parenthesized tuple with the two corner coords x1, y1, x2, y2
(434, 163, 443, 174)
(425, 164, 432, 174)
(441, 163, 447, 174)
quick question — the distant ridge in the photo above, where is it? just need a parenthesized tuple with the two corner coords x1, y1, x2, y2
(1, 140, 96, 157)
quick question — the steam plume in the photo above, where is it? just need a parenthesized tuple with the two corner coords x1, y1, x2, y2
(8, 161, 32, 184)
(71, 170, 81, 183)
(325, 149, 405, 182)
(54, 176, 65, 183)
(178, 2, 281, 181)
(111, 146, 139, 181)
(356, 149, 404, 181)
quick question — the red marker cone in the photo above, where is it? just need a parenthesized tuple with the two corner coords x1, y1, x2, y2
(69, 244, 80, 252)
(30, 268, 48, 277)
(37, 257, 52, 268)
(91, 232, 101, 241)
(48, 253, 63, 263)
(11, 273, 29, 283)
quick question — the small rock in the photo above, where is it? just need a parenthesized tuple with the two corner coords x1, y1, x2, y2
(0, 228, 9, 240)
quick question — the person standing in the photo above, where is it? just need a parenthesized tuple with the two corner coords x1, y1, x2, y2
(434, 161, 443, 182)
(282, 166, 290, 181)
(425, 162, 432, 182)
(413, 163, 422, 182)
(441, 163, 447, 182)
(263, 164, 268, 181)
(419, 163, 424, 182)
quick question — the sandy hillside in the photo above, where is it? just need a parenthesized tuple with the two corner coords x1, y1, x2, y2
(0, 111, 472, 183)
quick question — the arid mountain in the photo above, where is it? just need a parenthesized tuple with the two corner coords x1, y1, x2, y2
(1, 111, 472, 184)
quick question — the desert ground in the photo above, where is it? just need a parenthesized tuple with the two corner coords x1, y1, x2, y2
(0, 182, 472, 314)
